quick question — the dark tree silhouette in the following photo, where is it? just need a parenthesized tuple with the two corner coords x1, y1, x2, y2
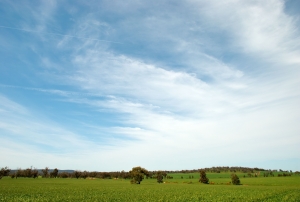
(50, 168, 59, 178)
(156, 171, 165, 183)
(0, 167, 11, 179)
(42, 167, 49, 178)
(81, 171, 88, 179)
(58, 172, 70, 178)
(199, 170, 209, 184)
(74, 171, 81, 179)
(24, 168, 32, 177)
(15, 168, 22, 179)
(129, 166, 149, 184)
(89, 172, 97, 178)
(231, 173, 241, 185)
(32, 169, 39, 179)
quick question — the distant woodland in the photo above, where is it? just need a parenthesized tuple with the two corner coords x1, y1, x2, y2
(1, 166, 298, 181)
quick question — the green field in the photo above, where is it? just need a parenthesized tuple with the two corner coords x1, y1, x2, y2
(0, 173, 299, 201)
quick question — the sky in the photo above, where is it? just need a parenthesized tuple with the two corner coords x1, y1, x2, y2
(0, 0, 299, 172)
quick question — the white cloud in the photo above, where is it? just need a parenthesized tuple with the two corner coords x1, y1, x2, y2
(50, 0, 299, 170)
(1, 0, 300, 171)
(71, 51, 244, 118)
(190, 0, 300, 65)
(0, 94, 96, 154)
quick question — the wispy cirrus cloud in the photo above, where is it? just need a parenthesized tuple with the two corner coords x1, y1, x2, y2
(0, 93, 130, 169)
(191, 0, 300, 65)
(0, 0, 299, 171)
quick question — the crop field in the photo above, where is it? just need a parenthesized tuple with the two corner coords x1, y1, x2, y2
(0, 173, 299, 201)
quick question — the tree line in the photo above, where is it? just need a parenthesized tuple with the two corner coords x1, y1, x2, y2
(1, 166, 298, 185)
(174, 166, 276, 173)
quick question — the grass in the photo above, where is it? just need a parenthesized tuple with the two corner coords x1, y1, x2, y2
(0, 173, 299, 201)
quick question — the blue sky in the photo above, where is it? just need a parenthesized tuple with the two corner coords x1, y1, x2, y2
(0, 0, 299, 171)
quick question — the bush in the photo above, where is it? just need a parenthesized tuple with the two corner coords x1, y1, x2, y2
(58, 172, 70, 178)
(156, 171, 164, 183)
(231, 174, 241, 185)
(199, 170, 209, 184)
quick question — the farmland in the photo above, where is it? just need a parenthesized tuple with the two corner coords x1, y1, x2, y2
(0, 172, 299, 201)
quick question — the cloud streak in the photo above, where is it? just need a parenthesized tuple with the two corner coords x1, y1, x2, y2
(0, 25, 123, 44)
(0, 0, 299, 171)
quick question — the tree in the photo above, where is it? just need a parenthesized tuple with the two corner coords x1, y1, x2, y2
(156, 171, 166, 183)
(162, 172, 167, 179)
(89, 171, 97, 178)
(50, 168, 59, 178)
(42, 167, 49, 178)
(129, 166, 149, 184)
(199, 170, 209, 184)
(74, 171, 81, 179)
(58, 172, 70, 178)
(0, 167, 11, 179)
(24, 168, 32, 177)
(10, 173, 15, 179)
(81, 171, 88, 179)
(15, 168, 22, 179)
(32, 169, 39, 179)
(231, 173, 241, 185)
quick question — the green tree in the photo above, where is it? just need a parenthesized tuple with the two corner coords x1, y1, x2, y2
(199, 170, 209, 184)
(129, 166, 149, 184)
(156, 171, 165, 183)
(231, 173, 241, 185)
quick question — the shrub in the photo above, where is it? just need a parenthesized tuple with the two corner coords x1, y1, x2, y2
(58, 172, 69, 178)
(231, 174, 241, 185)
(199, 170, 209, 184)
(156, 171, 164, 183)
